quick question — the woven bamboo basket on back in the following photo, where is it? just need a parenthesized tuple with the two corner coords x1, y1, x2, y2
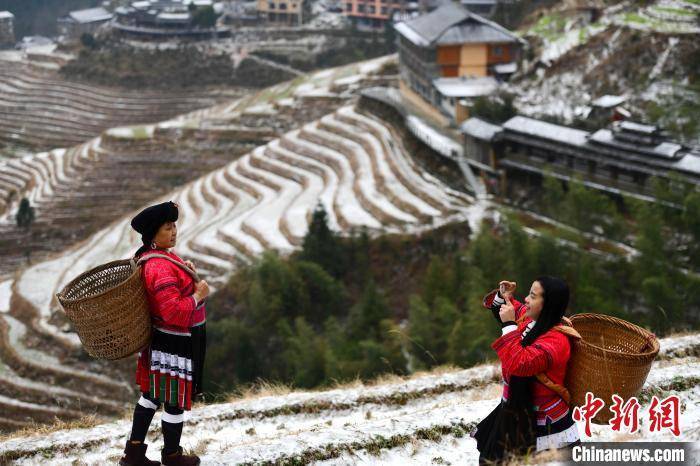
(56, 259, 151, 360)
(566, 313, 659, 424)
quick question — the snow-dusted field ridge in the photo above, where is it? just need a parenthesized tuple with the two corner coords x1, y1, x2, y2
(0, 332, 697, 465)
(0, 58, 487, 432)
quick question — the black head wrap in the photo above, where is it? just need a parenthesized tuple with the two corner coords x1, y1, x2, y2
(131, 201, 178, 257)
(521, 276, 569, 347)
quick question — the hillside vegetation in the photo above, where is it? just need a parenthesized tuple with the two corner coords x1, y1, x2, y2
(205, 179, 700, 395)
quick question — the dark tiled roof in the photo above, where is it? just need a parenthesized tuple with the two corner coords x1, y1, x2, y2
(399, 1, 522, 46)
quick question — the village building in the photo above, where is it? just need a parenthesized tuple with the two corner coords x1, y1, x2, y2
(256, 0, 305, 25)
(394, 2, 524, 123)
(114, 1, 230, 39)
(57, 7, 113, 40)
(460, 0, 498, 18)
(0, 11, 15, 48)
(461, 116, 700, 200)
(343, 0, 421, 31)
(586, 94, 631, 123)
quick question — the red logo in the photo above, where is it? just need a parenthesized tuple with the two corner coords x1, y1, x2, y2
(609, 394, 641, 433)
(572, 392, 606, 437)
(648, 395, 681, 437)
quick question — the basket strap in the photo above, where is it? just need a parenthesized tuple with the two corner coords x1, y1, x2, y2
(535, 373, 571, 406)
(136, 254, 201, 282)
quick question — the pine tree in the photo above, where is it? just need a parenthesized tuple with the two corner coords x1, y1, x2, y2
(283, 317, 327, 388)
(300, 204, 345, 278)
(542, 170, 564, 218)
(294, 261, 346, 327)
(347, 279, 390, 341)
(16, 198, 35, 230)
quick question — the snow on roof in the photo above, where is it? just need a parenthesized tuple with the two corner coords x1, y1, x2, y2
(432, 76, 498, 98)
(437, 22, 521, 45)
(462, 0, 497, 4)
(0, 11, 14, 19)
(397, 2, 522, 47)
(406, 115, 463, 158)
(460, 117, 501, 141)
(591, 95, 626, 108)
(132, 1, 151, 9)
(157, 12, 191, 21)
(493, 62, 517, 74)
(502, 115, 590, 147)
(673, 151, 700, 175)
(394, 22, 430, 47)
(589, 129, 684, 159)
(69, 7, 113, 24)
(115, 6, 135, 15)
(619, 121, 658, 135)
(615, 107, 631, 118)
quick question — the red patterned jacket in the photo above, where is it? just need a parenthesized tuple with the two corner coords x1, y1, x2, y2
(135, 249, 205, 392)
(485, 291, 573, 426)
(137, 249, 206, 332)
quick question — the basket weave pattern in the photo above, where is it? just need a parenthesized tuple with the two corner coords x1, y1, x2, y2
(56, 259, 151, 360)
(566, 313, 659, 424)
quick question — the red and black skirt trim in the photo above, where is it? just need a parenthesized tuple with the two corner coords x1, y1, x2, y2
(137, 324, 206, 410)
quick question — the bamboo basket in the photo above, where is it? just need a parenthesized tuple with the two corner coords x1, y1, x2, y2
(566, 313, 659, 424)
(56, 259, 151, 360)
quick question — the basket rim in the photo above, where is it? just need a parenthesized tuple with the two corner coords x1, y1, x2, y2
(56, 258, 142, 305)
(570, 312, 659, 358)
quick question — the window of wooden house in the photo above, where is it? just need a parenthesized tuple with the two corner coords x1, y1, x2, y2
(358, 4, 365, 12)
(346, 2, 352, 10)
(492, 45, 503, 57)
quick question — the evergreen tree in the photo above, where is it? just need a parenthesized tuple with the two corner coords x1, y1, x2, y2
(347, 279, 390, 341)
(356, 319, 407, 379)
(422, 256, 454, 306)
(283, 317, 327, 388)
(192, 5, 217, 28)
(542, 170, 564, 218)
(299, 204, 345, 278)
(16, 198, 35, 230)
(294, 261, 346, 327)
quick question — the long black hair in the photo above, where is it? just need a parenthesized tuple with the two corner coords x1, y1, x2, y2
(521, 276, 569, 347)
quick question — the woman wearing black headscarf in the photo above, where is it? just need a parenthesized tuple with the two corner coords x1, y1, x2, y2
(120, 201, 209, 466)
(472, 277, 581, 464)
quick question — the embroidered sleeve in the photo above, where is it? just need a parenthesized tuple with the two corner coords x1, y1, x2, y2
(144, 259, 196, 328)
(492, 331, 553, 376)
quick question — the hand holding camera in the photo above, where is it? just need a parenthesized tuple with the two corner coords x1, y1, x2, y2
(498, 280, 516, 299)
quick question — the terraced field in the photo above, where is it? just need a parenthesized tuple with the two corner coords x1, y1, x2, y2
(0, 128, 255, 277)
(0, 91, 481, 431)
(0, 60, 241, 151)
(0, 332, 696, 464)
(0, 57, 401, 278)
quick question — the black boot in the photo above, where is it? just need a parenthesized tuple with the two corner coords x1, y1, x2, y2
(161, 446, 200, 466)
(120, 440, 161, 466)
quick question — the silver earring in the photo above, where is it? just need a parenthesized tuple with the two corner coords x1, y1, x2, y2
(151, 241, 157, 249)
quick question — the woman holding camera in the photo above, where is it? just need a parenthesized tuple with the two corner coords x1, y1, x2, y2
(121, 201, 210, 466)
(472, 277, 581, 464)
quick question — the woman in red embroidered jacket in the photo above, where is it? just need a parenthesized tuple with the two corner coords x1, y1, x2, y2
(121, 201, 209, 466)
(472, 276, 580, 464)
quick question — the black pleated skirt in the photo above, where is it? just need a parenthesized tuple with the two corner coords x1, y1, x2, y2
(471, 376, 537, 465)
(144, 323, 206, 410)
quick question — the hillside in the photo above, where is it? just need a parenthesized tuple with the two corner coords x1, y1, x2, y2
(509, 0, 700, 145)
(0, 332, 696, 464)
(0, 56, 400, 277)
(0, 54, 491, 432)
(0, 58, 241, 152)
